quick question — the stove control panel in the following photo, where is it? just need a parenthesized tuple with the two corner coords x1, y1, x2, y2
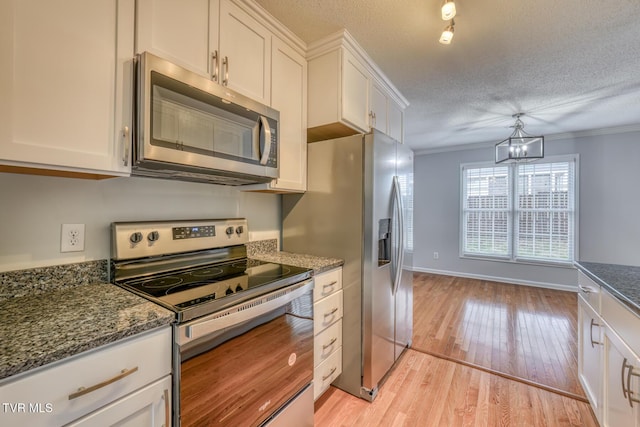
(112, 218, 248, 260)
(173, 225, 216, 240)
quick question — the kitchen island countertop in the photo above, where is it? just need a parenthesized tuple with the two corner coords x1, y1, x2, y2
(0, 283, 174, 381)
(575, 261, 640, 317)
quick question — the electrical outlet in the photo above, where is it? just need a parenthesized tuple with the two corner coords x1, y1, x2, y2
(433, 252, 439, 260)
(61, 224, 85, 252)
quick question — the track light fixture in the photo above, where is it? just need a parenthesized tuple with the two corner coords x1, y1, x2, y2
(439, 19, 455, 45)
(441, 0, 456, 20)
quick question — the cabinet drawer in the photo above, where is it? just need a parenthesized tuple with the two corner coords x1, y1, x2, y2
(313, 268, 342, 302)
(314, 319, 342, 367)
(313, 346, 342, 401)
(314, 290, 343, 333)
(0, 327, 171, 427)
(602, 288, 640, 356)
(578, 271, 601, 313)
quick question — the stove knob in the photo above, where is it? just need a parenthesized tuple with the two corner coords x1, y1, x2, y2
(226, 226, 234, 236)
(225, 287, 234, 295)
(129, 232, 143, 244)
(235, 226, 244, 235)
(235, 284, 243, 292)
(147, 231, 160, 242)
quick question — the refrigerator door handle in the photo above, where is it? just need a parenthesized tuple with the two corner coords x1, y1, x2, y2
(392, 176, 405, 296)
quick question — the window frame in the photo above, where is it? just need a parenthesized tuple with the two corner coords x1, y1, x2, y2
(459, 155, 579, 266)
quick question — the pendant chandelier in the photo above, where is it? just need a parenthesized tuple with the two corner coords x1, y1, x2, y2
(495, 113, 544, 163)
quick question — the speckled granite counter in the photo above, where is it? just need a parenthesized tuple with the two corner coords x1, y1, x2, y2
(576, 261, 640, 317)
(0, 283, 174, 381)
(250, 252, 343, 275)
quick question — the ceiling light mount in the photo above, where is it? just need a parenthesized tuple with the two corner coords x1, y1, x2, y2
(495, 113, 545, 163)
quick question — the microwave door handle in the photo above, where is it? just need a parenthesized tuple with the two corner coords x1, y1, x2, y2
(259, 116, 272, 165)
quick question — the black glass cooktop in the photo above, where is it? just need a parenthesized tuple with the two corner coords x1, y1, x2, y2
(118, 259, 311, 313)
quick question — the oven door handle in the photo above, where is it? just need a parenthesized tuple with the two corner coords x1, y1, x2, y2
(181, 279, 313, 343)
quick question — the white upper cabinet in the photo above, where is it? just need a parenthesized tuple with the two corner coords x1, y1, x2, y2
(264, 37, 307, 192)
(136, 0, 271, 105)
(136, 0, 213, 76)
(307, 30, 409, 143)
(0, 0, 134, 177)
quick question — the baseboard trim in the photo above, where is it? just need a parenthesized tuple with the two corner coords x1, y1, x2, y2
(411, 267, 577, 292)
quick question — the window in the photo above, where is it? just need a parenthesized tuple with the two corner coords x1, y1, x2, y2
(461, 157, 577, 264)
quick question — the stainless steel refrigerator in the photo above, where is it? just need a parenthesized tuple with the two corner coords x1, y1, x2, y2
(282, 130, 413, 401)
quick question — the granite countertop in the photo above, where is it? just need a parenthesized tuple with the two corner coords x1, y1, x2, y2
(250, 251, 344, 275)
(0, 284, 174, 381)
(575, 261, 640, 317)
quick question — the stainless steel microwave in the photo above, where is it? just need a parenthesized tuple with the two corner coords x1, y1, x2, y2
(133, 52, 279, 185)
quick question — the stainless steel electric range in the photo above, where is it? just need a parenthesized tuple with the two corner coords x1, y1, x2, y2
(111, 219, 314, 427)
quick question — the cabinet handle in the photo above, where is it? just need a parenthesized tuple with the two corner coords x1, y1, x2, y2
(323, 337, 337, 350)
(578, 285, 595, 294)
(68, 366, 139, 400)
(211, 50, 219, 82)
(222, 56, 229, 86)
(122, 126, 130, 166)
(324, 307, 339, 317)
(323, 281, 338, 290)
(623, 358, 640, 408)
(163, 388, 170, 427)
(322, 366, 337, 381)
(589, 318, 602, 347)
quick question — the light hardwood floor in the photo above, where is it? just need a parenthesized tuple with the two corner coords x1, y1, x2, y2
(314, 273, 597, 426)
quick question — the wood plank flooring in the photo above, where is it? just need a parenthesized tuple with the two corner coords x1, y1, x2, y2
(314, 272, 597, 426)
(411, 273, 584, 398)
(315, 349, 597, 427)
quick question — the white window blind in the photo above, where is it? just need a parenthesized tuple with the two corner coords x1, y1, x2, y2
(462, 165, 511, 257)
(515, 161, 575, 262)
(461, 158, 576, 264)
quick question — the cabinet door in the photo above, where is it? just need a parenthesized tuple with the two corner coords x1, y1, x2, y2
(219, 0, 271, 104)
(270, 37, 307, 192)
(388, 101, 404, 143)
(67, 376, 171, 427)
(370, 82, 388, 133)
(603, 326, 640, 426)
(341, 49, 370, 132)
(0, 0, 133, 175)
(136, 0, 214, 78)
(578, 295, 603, 424)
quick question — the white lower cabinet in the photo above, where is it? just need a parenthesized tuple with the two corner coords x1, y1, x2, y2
(579, 294, 603, 424)
(313, 267, 343, 400)
(66, 376, 171, 427)
(0, 327, 172, 427)
(603, 326, 640, 426)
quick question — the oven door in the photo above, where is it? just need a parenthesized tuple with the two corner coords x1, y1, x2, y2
(175, 280, 314, 427)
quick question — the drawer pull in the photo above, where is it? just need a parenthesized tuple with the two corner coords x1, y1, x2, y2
(578, 285, 595, 294)
(324, 307, 339, 317)
(323, 281, 338, 289)
(322, 366, 337, 381)
(68, 366, 139, 400)
(323, 337, 337, 350)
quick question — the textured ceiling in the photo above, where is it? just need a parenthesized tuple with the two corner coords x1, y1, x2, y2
(255, 0, 640, 152)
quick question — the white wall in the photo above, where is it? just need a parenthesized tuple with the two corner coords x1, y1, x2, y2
(0, 173, 281, 272)
(413, 128, 640, 289)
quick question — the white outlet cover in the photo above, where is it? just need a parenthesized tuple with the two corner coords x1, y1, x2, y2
(61, 223, 85, 253)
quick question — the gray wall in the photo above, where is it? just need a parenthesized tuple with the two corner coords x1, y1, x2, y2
(0, 173, 280, 272)
(413, 128, 640, 289)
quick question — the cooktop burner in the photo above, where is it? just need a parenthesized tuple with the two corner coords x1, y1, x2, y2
(118, 258, 311, 317)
